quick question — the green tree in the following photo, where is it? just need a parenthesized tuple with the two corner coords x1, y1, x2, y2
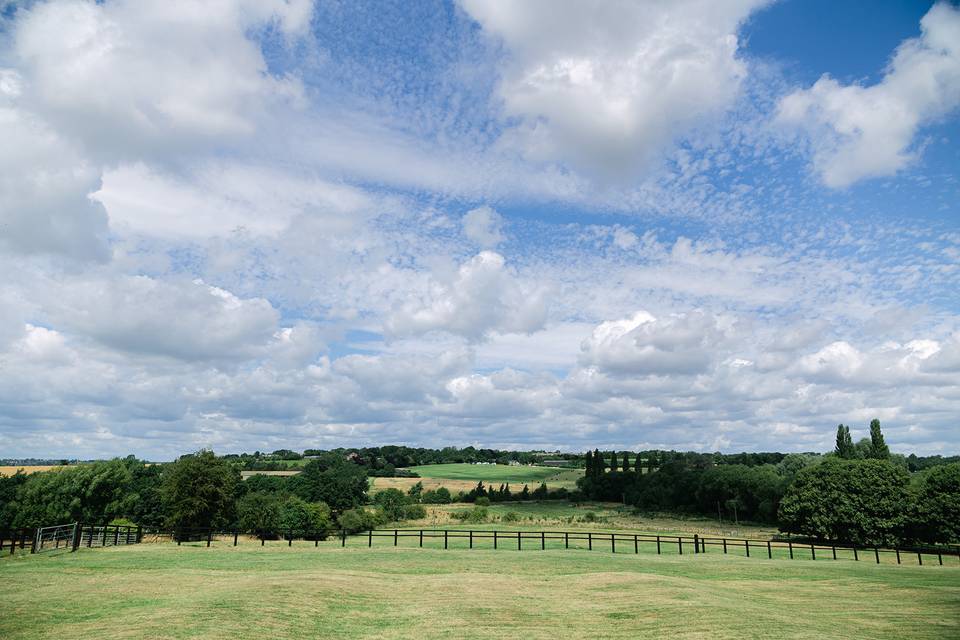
(584, 450, 593, 478)
(278, 496, 332, 534)
(291, 457, 368, 512)
(778, 458, 909, 545)
(868, 419, 890, 460)
(372, 488, 410, 521)
(237, 491, 280, 533)
(161, 450, 239, 530)
(12, 460, 132, 527)
(609, 451, 618, 473)
(834, 425, 855, 459)
(912, 463, 960, 544)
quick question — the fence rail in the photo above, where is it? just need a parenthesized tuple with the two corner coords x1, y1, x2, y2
(149, 526, 960, 568)
(4, 523, 958, 567)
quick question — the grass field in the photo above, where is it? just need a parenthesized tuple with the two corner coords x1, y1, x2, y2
(0, 465, 63, 477)
(2, 540, 958, 639)
(407, 463, 582, 486)
(371, 463, 582, 496)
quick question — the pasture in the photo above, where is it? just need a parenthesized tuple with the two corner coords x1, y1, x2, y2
(2, 540, 958, 639)
(371, 463, 582, 495)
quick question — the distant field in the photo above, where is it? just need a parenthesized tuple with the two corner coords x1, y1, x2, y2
(0, 465, 62, 477)
(2, 541, 957, 639)
(406, 463, 582, 486)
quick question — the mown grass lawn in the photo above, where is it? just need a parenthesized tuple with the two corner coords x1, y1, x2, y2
(2, 540, 958, 639)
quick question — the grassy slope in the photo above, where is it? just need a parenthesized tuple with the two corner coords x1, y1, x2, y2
(2, 542, 958, 639)
(407, 463, 583, 486)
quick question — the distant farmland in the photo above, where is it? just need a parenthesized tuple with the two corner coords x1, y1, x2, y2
(0, 465, 63, 477)
(371, 463, 582, 494)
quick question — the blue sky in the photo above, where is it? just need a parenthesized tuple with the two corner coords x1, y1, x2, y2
(0, 0, 958, 459)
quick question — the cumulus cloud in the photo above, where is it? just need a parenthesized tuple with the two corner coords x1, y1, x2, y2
(0, 69, 109, 260)
(579, 310, 729, 376)
(776, 2, 960, 187)
(462, 206, 505, 248)
(388, 251, 548, 341)
(11, 0, 311, 159)
(460, 0, 768, 177)
(51, 276, 283, 361)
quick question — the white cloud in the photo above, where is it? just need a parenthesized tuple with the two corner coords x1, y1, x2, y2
(460, 0, 768, 177)
(462, 205, 505, 248)
(776, 2, 960, 187)
(94, 162, 374, 239)
(388, 251, 548, 341)
(11, 0, 310, 159)
(579, 310, 730, 376)
(50, 276, 283, 361)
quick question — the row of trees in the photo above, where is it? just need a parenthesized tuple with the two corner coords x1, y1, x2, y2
(577, 421, 960, 545)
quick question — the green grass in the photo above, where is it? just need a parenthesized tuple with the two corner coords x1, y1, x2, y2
(2, 540, 958, 639)
(407, 463, 582, 487)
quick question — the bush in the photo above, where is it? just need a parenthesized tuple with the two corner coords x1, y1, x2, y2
(372, 488, 410, 521)
(403, 504, 426, 520)
(278, 496, 332, 535)
(421, 487, 452, 504)
(451, 506, 488, 523)
(582, 511, 597, 523)
(501, 511, 519, 523)
(337, 508, 386, 534)
(474, 496, 491, 507)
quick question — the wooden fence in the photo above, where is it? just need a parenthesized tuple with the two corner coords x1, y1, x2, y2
(1, 523, 142, 555)
(156, 526, 960, 568)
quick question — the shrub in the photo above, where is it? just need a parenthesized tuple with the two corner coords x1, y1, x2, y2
(403, 504, 426, 520)
(421, 487, 452, 504)
(501, 511, 519, 523)
(582, 511, 597, 523)
(474, 496, 491, 507)
(337, 508, 385, 534)
(451, 506, 488, 523)
(372, 488, 410, 521)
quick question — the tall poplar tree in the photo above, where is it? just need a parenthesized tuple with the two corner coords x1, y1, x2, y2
(868, 419, 890, 460)
(834, 424, 855, 459)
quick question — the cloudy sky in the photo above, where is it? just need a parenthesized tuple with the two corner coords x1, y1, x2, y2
(1, 0, 959, 460)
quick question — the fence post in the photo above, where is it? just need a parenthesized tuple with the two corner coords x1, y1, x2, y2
(788, 541, 793, 559)
(745, 540, 749, 558)
(315, 532, 319, 547)
(678, 536, 682, 555)
(611, 533, 615, 554)
(137, 526, 143, 544)
(723, 538, 727, 554)
(71, 523, 80, 552)
(445, 530, 449, 550)
(588, 532, 592, 551)
(341, 530, 346, 547)
(853, 546, 858, 561)
(875, 547, 880, 564)
(938, 551, 942, 566)
(634, 534, 638, 554)
(9, 532, 15, 556)
(767, 541, 772, 559)
(234, 530, 238, 547)
(419, 529, 422, 548)
(469, 530, 473, 549)
(177, 528, 182, 546)
(205, 529, 211, 548)
(115, 526, 120, 546)
(810, 544, 815, 560)
(88, 525, 93, 548)
(517, 531, 521, 551)
(541, 531, 545, 551)
(261, 530, 265, 546)
(656, 535, 660, 555)
(493, 530, 497, 550)
(394, 529, 398, 547)
(565, 532, 569, 549)
(694, 534, 698, 554)
(917, 551, 922, 566)
(895, 548, 901, 565)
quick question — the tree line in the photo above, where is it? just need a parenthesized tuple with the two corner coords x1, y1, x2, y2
(577, 420, 959, 546)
